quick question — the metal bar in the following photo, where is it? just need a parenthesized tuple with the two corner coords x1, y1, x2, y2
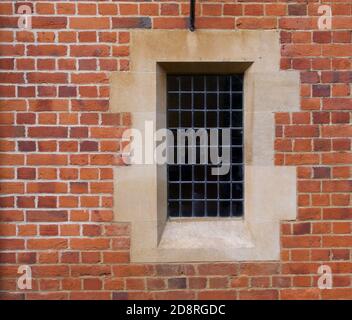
(189, 0, 195, 32)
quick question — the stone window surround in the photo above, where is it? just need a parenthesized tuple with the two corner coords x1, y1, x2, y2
(110, 30, 300, 263)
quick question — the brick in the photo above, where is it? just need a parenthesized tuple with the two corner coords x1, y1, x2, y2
(140, 4, 159, 16)
(198, 290, 236, 300)
(39, 225, 58, 236)
(236, 17, 276, 29)
(168, 277, 187, 289)
(312, 85, 330, 97)
(27, 211, 68, 222)
(98, 4, 118, 16)
(72, 45, 109, 57)
(282, 236, 321, 248)
(322, 152, 351, 165)
(198, 18, 235, 29)
(112, 17, 151, 29)
(284, 125, 319, 137)
(239, 290, 278, 300)
(28, 127, 67, 138)
(285, 154, 319, 165)
(240, 263, 279, 276)
(313, 31, 332, 44)
(17, 168, 36, 180)
(17, 196, 35, 208)
(332, 139, 348, 153)
(331, 112, 350, 124)
(146, 278, 166, 290)
(32, 17, 67, 29)
(293, 223, 311, 235)
(323, 98, 352, 110)
(72, 264, 112, 279)
(70, 239, 110, 250)
(313, 167, 331, 179)
(71, 74, 109, 84)
(27, 154, 67, 166)
(322, 125, 352, 137)
(281, 289, 320, 300)
(70, 18, 109, 30)
(323, 208, 352, 220)
(28, 239, 67, 250)
(28, 45, 66, 56)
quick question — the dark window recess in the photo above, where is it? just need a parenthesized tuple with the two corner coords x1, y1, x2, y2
(167, 74, 244, 218)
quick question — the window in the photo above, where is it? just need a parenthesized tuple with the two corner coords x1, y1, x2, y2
(167, 74, 244, 218)
(113, 30, 299, 262)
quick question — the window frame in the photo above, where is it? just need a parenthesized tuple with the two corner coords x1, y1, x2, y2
(112, 30, 299, 263)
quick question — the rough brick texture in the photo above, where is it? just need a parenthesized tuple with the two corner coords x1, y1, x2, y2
(0, 1, 351, 300)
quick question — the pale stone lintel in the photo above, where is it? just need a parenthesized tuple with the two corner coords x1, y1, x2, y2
(111, 30, 299, 263)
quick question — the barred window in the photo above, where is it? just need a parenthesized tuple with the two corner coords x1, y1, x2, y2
(167, 74, 244, 218)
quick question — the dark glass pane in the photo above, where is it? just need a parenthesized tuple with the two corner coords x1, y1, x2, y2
(181, 112, 192, 127)
(231, 201, 243, 217)
(168, 93, 179, 109)
(181, 183, 192, 199)
(232, 75, 243, 91)
(181, 76, 192, 91)
(219, 93, 230, 109)
(168, 201, 179, 217)
(168, 165, 179, 182)
(232, 111, 243, 127)
(219, 76, 231, 91)
(168, 76, 179, 91)
(181, 165, 192, 181)
(193, 76, 204, 91)
(181, 93, 192, 109)
(194, 183, 205, 199)
(206, 112, 217, 128)
(206, 76, 217, 91)
(232, 147, 243, 163)
(193, 201, 205, 217)
(206, 165, 217, 182)
(206, 93, 217, 109)
(219, 183, 230, 199)
(232, 183, 243, 199)
(232, 93, 243, 109)
(207, 201, 218, 217)
(194, 111, 204, 127)
(194, 165, 205, 181)
(207, 183, 218, 199)
(168, 111, 179, 127)
(181, 201, 192, 217)
(232, 165, 243, 181)
(219, 201, 231, 217)
(231, 129, 243, 145)
(194, 93, 204, 109)
(169, 183, 179, 199)
(219, 111, 230, 127)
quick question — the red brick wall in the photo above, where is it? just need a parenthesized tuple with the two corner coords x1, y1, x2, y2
(0, 1, 351, 300)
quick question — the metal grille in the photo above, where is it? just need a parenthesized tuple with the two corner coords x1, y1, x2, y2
(167, 74, 244, 218)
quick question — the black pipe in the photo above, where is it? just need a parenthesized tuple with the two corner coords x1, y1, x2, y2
(189, 0, 195, 31)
